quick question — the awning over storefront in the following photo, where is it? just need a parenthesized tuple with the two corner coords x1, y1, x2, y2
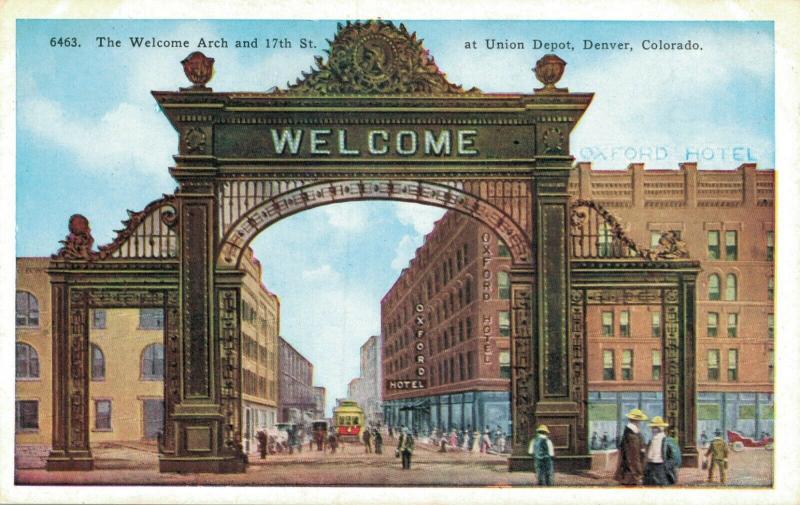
(399, 399, 431, 412)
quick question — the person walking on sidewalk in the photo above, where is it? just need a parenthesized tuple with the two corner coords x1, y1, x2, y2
(373, 428, 383, 454)
(644, 416, 681, 486)
(396, 427, 415, 470)
(706, 430, 729, 484)
(614, 408, 648, 486)
(363, 427, 372, 454)
(527, 425, 555, 486)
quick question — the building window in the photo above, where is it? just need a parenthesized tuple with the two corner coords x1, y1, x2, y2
(466, 317, 473, 338)
(768, 350, 774, 382)
(620, 311, 630, 337)
(95, 400, 112, 430)
(598, 222, 612, 257)
(621, 350, 633, 381)
(499, 350, 510, 379)
(768, 314, 774, 339)
(727, 349, 738, 381)
(459, 320, 465, 343)
(15, 343, 40, 379)
(91, 344, 105, 381)
(497, 271, 510, 300)
(15, 400, 39, 431)
(651, 312, 661, 338)
(456, 248, 463, 270)
(725, 274, 737, 301)
(708, 274, 721, 300)
(139, 308, 164, 330)
(768, 277, 774, 301)
(601, 311, 614, 337)
(92, 309, 106, 329)
(602, 350, 615, 380)
(707, 312, 719, 337)
(651, 350, 662, 381)
(141, 343, 164, 380)
(650, 231, 662, 248)
(707, 349, 720, 381)
(498, 240, 511, 257)
(725, 231, 738, 260)
(498, 311, 510, 337)
(467, 351, 476, 379)
(727, 313, 738, 338)
(465, 280, 472, 304)
(707, 231, 720, 260)
(766, 231, 774, 261)
(15, 291, 39, 327)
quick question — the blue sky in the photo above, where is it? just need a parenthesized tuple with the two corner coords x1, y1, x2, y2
(15, 20, 774, 411)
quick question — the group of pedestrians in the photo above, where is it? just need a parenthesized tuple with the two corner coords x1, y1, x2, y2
(361, 426, 384, 454)
(614, 409, 682, 486)
(426, 426, 507, 454)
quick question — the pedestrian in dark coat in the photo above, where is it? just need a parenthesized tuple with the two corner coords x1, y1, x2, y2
(396, 427, 415, 469)
(256, 430, 268, 459)
(614, 408, 648, 486)
(374, 429, 383, 454)
(363, 428, 372, 453)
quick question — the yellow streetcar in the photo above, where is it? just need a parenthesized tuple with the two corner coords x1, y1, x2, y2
(332, 400, 365, 442)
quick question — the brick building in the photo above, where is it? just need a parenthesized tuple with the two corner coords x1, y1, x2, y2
(381, 211, 513, 437)
(15, 250, 281, 453)
(380, 162, 774, 447)
(277, 337, 316, 423)
(571, 162, 774, 445)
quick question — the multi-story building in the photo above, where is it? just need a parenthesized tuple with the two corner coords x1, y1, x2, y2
(15, 249, 281, 451)
(380, 162, 774, 447)
(278, 337, 316, 424)
(571, 162, 774, 444)
(313, 386, 327, 419)
(381, 211, 513, 437)
(345, 335, 384, 425)
(239, 248, 281, 452)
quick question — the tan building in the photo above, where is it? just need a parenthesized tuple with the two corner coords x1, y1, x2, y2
(15, 249, 281, 452)
(570, 162, 774, 445)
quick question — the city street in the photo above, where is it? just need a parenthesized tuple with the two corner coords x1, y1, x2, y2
(15, 441, 772, 487)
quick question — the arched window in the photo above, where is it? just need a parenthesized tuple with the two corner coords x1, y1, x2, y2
(91, 344, 105, 381)
(16, 343, 39, 379)
(497, 271, 510, 300)
(597, 222, 613, 257)
(141, 343, 164, 380)
(726, 274, 738, 301)
(708, 274, 721, 301)
(15, 291, 39, 327)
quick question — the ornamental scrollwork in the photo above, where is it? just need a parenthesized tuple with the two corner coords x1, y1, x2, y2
(284, 20, 480, 95)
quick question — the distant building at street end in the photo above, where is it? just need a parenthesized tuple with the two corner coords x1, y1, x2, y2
(313, 386, 327, 420)
(571, 162, 774, 444)
(345, 335, 384, 425)
(381, 211, 513, 437)
(278, 337, 316, 424)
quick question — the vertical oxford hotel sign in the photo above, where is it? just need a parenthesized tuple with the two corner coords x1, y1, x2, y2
(47, 20, 700, 474)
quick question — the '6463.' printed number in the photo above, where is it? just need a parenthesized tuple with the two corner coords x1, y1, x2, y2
(50, 37, 80, 47)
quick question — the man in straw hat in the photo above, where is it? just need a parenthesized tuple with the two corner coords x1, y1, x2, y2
(527, 424, 555, 486)
(614, 408, 648, 485)
(705, 429, 729, 484)
(644, 416, 682, 485)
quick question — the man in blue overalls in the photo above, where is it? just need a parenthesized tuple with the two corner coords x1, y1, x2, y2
(528, 424, 555, 486)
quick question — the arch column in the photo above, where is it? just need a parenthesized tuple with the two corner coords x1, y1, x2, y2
(45, 279, 93, 470)
(159, 161, 246, 473)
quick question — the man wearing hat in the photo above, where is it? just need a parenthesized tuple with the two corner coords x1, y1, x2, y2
(527, 424, 555, 486)
(705, 429, 729, 484)
(614, 408, 648, 485)
(644, 416, 682, 485)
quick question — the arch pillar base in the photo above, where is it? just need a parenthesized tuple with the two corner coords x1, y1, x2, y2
(45, 451, 94, 471)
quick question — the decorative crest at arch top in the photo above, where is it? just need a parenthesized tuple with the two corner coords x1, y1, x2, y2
(285, 20, 481, 95)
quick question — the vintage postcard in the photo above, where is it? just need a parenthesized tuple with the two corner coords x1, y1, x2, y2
(2, 1, 799, 504)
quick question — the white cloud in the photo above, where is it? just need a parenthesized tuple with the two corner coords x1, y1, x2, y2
(301, 264, 341, 282)
(323, 204, 369, 230)
(19, 97, 176, 180)
(391, 234, 420, 271)
(393, 202, 446, 235)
